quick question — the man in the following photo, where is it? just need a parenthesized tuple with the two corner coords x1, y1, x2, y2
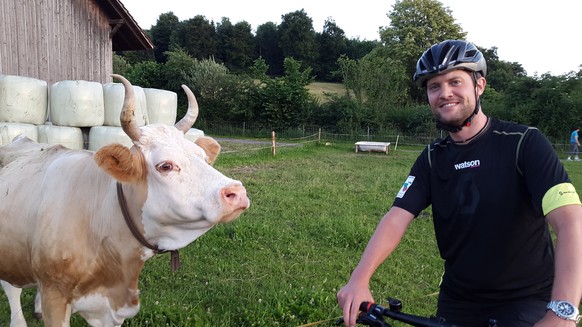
(567, 127, 580, 161)
(337, 40, 582, 327)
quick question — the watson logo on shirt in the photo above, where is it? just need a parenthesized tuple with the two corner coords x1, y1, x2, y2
(454, 159, 481, 170)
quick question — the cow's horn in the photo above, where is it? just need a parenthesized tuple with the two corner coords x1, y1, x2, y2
(111, 74, 142, 142)
(174, 84, 199, 134)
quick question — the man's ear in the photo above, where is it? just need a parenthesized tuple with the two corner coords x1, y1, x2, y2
(477, 76, 487, 96)
(195, 136, 221, 165)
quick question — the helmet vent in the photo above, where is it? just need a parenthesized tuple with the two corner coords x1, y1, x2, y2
(465, 49, 477, 58)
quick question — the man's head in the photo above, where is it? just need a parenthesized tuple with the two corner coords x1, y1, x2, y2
(414, 40, 487, 133)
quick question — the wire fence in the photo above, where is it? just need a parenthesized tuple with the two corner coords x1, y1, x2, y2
(201, 121, 445, 146)
(203, 121, 573, 158)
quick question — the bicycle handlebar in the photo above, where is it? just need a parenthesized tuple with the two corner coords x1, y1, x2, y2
(358, 301, 461, 327)
(337, 298, 462, 327)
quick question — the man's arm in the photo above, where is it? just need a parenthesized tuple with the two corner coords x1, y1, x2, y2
(535, 204, 582, 326)
(337, 206, 415, 327)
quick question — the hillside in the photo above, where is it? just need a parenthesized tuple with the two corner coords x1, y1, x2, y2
(306, 82, 347, 102)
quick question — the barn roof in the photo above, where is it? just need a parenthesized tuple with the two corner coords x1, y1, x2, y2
(97, 0, 154, 51)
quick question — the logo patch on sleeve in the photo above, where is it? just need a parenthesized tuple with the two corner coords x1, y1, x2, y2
(397, 176, 415, 198)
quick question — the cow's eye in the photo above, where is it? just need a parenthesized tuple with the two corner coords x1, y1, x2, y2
(156, 162, 175, 172)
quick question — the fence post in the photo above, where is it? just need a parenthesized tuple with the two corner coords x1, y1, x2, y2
(394, 135, 400, 152)
(271, 131, 276, 156)
(318, 128, 321, 144)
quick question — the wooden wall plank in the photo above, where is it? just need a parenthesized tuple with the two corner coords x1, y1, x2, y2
(0, 0, 114, 85)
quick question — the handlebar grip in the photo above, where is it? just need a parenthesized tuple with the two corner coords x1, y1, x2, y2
(359, 301, 374, 312)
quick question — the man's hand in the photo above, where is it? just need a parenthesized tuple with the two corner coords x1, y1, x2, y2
(336, 282, 374, 327)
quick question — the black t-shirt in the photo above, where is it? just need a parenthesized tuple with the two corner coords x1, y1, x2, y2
(393, 118, 570, 302)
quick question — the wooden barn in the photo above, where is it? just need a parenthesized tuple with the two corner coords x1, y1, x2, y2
(0, 0, 153, 85)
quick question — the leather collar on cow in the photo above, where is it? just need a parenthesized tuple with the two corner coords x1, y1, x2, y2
(116, 182, 181, 272)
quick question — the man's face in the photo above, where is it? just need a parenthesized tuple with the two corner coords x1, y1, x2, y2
(425, 69, 486, 127)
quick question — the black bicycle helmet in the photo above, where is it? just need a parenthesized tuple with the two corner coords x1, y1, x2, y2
(413, 40, 486, 87)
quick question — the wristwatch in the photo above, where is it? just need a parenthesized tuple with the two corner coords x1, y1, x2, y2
(547, 300, 581, 323)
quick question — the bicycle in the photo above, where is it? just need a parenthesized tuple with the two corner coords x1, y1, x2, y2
(336, 298, 498, 327)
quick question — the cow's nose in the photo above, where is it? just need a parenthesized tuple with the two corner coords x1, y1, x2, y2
(220, 183, 250, 220)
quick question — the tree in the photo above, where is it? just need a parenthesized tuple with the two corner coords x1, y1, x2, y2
(380, 0, 467, 102)
(278, 9, 318, 71)
(112, 53, 131, 76)
(359, 48, 410, 110)
(310, 94, 370, 133)
(345, 38, 378, 60)
(124, 60, 166, 89)
(315, 18, 347, 82)
(337, 48, 409, 129)
(257, 58, 315, 130)
(381, 0, 466, 61)
(215, 17, 234, 65)
(164, 49, 256, 123)
(174, 15, 217, 60)
(480, 46, 526, 92)
(215, 19, 255, 73)
(150, 12, 180, 63)
(255, 22, 284, 76)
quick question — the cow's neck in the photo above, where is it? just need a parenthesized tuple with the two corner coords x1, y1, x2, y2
(116, 181, 181, 271)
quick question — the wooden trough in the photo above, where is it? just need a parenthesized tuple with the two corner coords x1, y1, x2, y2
(355, 141, 391, 154)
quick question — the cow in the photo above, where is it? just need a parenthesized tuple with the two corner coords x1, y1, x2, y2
(0, 74, 250, 327)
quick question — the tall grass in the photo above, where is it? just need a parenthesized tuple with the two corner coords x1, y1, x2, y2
(2, 140, 582, 326)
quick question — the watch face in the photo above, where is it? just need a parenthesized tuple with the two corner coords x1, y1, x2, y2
(557, 302, 576, 316)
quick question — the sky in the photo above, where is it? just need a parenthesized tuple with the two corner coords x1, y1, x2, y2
(120, 0, 580, 77)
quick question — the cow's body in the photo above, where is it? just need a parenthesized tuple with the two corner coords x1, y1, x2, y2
(0, 75, 249, 326)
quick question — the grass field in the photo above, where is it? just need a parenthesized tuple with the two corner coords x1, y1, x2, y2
(306, 82, 347, 102)
(2, 139, 582, 326)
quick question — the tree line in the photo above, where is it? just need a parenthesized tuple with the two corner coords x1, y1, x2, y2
(115, 0, 582, 141)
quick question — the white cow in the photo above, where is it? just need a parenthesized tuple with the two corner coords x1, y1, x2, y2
(0, 74, 250, 327)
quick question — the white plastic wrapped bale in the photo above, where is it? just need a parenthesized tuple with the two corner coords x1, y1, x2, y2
(144, 88, 177, 125)
(0, 123, 38, 145)
(184, 128, 205, 143)
(103, 83, 148, 127)
(50, 80, 104, 127)
(87, 126, 132, 151)
(37, 124, 84, 150)
(0, 74, 48, 124)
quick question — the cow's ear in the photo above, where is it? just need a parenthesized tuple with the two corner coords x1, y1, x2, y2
(195, 136, 221, 166)
(94, 144, 145, 182)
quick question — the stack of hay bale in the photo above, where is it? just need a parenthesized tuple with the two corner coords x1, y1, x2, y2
(0, 74, 204, 150)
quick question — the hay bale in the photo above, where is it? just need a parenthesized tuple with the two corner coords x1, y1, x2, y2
(144, 88, 177, 125)
(87, 126, 132, 151)
(37, 124, 84, 150)
(103, 83, 148, 127)
(0, 123, 38, 145)
(0, 75, 48, 125)
(50, 80, 104, 127)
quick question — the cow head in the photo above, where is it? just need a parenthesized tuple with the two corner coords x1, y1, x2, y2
(94, 75, 250, 251)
